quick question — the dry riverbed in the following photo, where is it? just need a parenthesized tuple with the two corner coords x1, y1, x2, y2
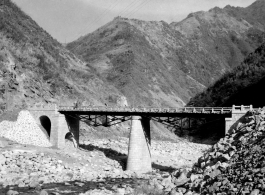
(0, 136, 211, 194)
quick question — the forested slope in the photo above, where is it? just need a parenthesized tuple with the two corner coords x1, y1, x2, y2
(188, 43, 265, 107)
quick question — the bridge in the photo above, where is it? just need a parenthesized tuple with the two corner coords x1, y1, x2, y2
(29, 104, 253, 172)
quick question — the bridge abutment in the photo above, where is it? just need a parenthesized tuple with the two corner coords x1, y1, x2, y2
(225, 105, 252, 134)
(54, 114, 80, 148)
(29, 105, 80, 148)
(126, 116, 152, 172)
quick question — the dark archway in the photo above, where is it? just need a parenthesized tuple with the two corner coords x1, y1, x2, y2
(65, 132, 73, 140)
(39, 115, 51, 137)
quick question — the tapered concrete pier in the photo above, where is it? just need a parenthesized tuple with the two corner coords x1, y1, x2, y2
(126, 116, 152, 172)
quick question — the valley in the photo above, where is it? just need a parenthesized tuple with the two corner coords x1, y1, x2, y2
(1, 0, 265, 194)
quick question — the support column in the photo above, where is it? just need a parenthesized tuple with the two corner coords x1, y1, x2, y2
(102, 115, 110, 127)
(225, 118, 233, 134)
(51, 113, 69, 148)
(65, 115, 80, 146)
(51, 114, 80, 148)
(127, 116, 151, 172)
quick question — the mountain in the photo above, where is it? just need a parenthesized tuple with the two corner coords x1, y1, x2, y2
(188, 42, 265, 107)
(0, 0, 123, 112)
(67, 0, 265, 107)
(0, 0, 182, 141)
(224, 0, 265, 29)
(187, 0, 265, 107)
(68, 17, 198, 107)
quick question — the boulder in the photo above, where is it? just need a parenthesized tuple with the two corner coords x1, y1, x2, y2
(0, 139, 8, 148)
(173, 171, 190, 187)
(6, 190, 19, 195)
(0, 153, 6, 165)
(250, 189, 260, 195)
(39, 190, 49, 195)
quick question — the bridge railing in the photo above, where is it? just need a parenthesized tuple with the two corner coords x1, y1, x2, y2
(58, 106, 232, 114)
(232, 105, 253, 111)
(182, 107, 232, 113)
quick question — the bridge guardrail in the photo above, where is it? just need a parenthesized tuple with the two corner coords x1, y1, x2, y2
(232, 105, 253, 111)
(58, 106, 234, 114)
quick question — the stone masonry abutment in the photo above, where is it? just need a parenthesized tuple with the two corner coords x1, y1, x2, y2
(29, 105, 79, 148)
(225, 105, 253, 134)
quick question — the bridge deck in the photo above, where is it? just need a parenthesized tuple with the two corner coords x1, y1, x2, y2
(58, 106, 233, 117)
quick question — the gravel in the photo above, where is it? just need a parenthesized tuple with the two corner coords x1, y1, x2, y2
(0, 110, 51, 147)
(167, 109, 265, 194)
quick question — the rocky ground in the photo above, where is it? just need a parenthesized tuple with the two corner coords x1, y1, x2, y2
(0, 133, 210, 194)
(2, 109, 264, 194)
(164, 109, 265, 195)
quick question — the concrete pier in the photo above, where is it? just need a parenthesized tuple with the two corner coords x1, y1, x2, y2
(126, 116, 152, 172)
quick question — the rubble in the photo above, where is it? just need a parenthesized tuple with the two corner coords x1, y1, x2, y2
(168, 109, 265, 194)
(0, 110, 51, 147)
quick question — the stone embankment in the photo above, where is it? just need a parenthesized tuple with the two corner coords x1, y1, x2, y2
(166, 109, 265, 194)
(0, 110, 51, 147)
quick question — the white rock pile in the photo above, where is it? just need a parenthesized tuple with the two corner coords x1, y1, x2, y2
(0, 110, 52, 147)
(0, 149, 146, 193)
(165, 109, 265, 194)
(0, 150, 92, 187)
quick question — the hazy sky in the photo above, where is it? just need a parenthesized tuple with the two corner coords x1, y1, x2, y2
(12, 0, 256, 43)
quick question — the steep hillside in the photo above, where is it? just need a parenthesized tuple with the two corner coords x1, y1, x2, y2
(68, 18, 199, 107)
(171, 4, 265, 70)
(188, 42, 265, 107)
(224, 0, 265, 29)
(0, 0, 179, 141)
(0, 0, 122, 112)
(67, 0, 265, 107)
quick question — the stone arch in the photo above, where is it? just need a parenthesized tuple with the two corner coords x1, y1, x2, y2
(65, 132, 72, 140)
(64, 131, 78, 148)
(39, 115, 51, 137)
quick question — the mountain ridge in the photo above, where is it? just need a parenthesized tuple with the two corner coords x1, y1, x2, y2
(0, 0, 125, 112)
(188, 42, 265, 107)
(67, 0, 265, 107)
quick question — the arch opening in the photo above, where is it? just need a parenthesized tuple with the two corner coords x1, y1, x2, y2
(39, 115, 51, 137)
(65, 132, 73, 140)
(65, 132, 78, 148)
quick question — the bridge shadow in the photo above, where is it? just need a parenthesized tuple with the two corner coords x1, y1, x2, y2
(79, 143, 127, 170)
(79, 143, 177, 173)
(152, 163, 176, 173)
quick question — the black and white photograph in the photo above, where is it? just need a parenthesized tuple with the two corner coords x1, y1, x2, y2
(0, 0, 264, 194)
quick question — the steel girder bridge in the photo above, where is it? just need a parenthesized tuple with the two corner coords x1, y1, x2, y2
(29, 104, 252, 172)
(58, 106, 234, 132)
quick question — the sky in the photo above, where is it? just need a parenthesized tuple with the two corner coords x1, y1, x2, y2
(12, 0, 256, 43)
